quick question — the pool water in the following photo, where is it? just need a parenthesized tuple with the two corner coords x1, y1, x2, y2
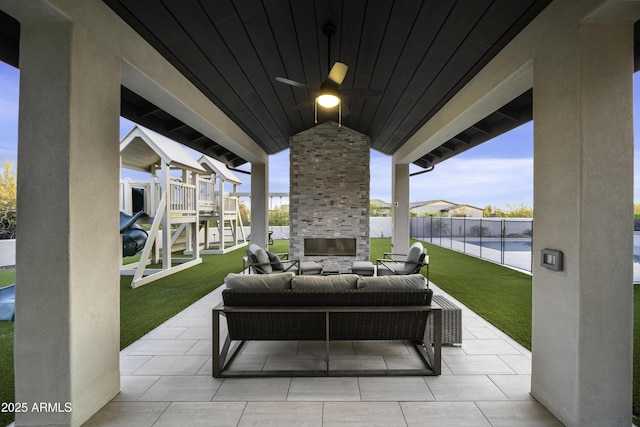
(461, 240, 532, 252)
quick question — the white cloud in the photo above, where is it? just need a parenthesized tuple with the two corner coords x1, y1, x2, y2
(258, 147, 533, 209)
(410, 157, 533, 208)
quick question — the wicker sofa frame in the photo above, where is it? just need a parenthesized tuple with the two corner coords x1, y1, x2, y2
(213, 288, 442, 377)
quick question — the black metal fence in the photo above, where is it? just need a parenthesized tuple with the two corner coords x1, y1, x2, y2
(410, 217, 533, 272)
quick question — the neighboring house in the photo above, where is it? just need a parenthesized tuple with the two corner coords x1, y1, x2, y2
(441, 203, 484, 217)
(370, 199, 392, 216)
(410, 200, 483, 217)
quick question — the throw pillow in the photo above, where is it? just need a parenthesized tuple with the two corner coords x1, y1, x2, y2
(254, 247, 272, 274)
(267, 251, 285, 271)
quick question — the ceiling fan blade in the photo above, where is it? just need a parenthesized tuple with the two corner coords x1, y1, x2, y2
(339, 88, 383, 98)
(327, 62, 348, 85)
(275, 76, 309, 89)
(292, 99, 315, 111)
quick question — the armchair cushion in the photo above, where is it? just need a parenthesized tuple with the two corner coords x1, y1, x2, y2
(377, 262, 408, 276)
(225, 272, 294, 290)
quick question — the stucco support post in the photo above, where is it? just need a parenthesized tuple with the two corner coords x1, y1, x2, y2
(14, 18, 121, 426)
(391, 163, 410, 252)
(532, 21, 633, 427)
(251, 161, 269, 249)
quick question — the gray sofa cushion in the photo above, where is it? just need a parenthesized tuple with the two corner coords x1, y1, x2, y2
(357, 274, 427, 290)
(291, 274, 358, 290)
(225, 272, 294, 289)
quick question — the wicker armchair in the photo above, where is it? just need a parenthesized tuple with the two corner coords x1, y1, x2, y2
(376, 241, 429, 281)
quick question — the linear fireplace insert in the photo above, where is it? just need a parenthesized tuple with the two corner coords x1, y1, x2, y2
(304, 238, 357, 257)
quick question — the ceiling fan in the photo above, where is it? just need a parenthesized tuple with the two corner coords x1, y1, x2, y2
(275, 22, 382, 119)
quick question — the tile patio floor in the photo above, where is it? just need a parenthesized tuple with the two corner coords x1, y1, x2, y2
(83, 282, 563, 426)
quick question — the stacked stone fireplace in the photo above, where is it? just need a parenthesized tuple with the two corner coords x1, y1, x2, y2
(289, 121, 370, 272)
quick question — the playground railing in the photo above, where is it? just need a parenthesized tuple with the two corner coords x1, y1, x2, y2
(170, 180, 198, 215)
(223, 194, 238, 215)
(198, 177, 216, 212)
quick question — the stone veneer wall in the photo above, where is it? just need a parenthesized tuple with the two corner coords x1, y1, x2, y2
(289, 121, 370, 272)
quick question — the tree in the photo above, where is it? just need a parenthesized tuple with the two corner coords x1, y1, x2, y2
(269, 205, 289, 226)
(0, 161, 17, 239)
(370, 201, 388, 217)
(483, 203, 533, 218)
(238, 200, 250, 225)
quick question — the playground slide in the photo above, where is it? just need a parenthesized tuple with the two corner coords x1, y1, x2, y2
(0, 283, 15, 321)
(120, 211, 149, 257)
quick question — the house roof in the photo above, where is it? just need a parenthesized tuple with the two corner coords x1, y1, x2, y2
(441, 204, 484, 212)
(120, 126, 206, 174)
(409, 200, 484, 212)
(409, 200, 458, 209)
(370, 199, 391, 208)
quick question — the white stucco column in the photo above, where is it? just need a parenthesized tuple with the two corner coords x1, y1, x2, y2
(15, 17, 121, 426)
(532, 21, 633, 427)
(251, 161, 269, 249)
(391, 163, 410, 252)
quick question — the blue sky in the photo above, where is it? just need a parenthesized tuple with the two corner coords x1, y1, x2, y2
(1, 61, 639, 209)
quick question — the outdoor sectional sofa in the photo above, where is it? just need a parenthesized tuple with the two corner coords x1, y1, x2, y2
(213, 272, 442, 377)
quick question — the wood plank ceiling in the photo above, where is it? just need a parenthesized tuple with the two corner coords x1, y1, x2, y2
(9, 0, 632, 170)
(102, 0, 554, 168)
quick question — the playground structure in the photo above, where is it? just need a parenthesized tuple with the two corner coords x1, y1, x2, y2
(119, 126, 247, 288)
(195, 154, 247, 254)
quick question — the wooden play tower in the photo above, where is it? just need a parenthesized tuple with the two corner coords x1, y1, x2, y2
(119, 126, 206, 288)
(119, 126, 248, 287)
(196, 154, 247, 254)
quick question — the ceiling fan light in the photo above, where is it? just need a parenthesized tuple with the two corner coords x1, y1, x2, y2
(316, 93, 340, 108)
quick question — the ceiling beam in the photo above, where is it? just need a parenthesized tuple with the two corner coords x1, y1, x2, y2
(137, 104, 161, 119)
(166, 120, 188, 133)
(495, 105, 520, 121)
(451, 135, 471, 145)
(441, 141, 456, 152)
(470, 122, 491, 135)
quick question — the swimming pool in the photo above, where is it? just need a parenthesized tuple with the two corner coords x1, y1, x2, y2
(454, 239, 532, 252)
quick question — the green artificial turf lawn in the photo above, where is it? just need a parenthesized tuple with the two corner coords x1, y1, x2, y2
(0, 321, 14, 426)
(0, 269, 14, 426)
(634, 284, 640, 418)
